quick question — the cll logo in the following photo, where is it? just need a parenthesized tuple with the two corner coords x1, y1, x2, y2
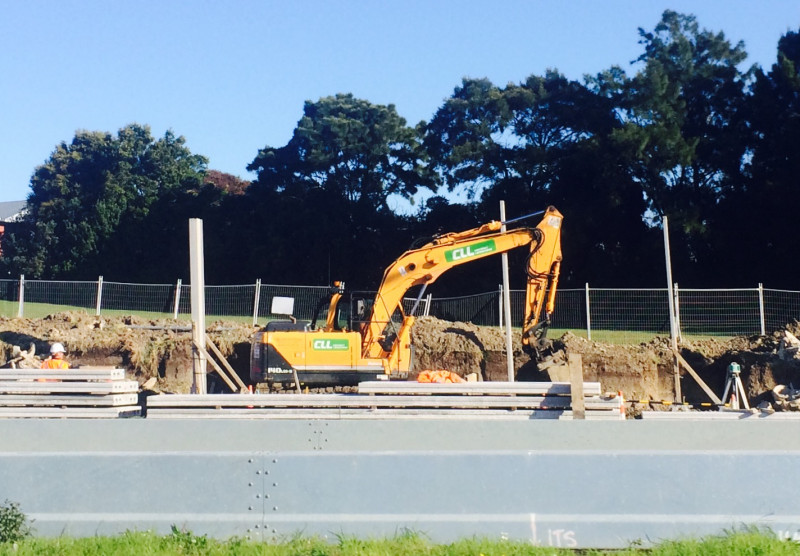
(312, 338, 350, 351)
(445, 239, 497, 262)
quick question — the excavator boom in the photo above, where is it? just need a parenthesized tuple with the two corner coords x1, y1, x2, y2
(363, 206, 563, 359)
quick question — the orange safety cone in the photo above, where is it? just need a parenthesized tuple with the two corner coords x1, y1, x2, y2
(247, 384, 254, 409)
(618, 391, 625, 418)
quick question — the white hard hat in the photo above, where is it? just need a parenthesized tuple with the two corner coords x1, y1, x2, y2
(50, 342, 66, 354)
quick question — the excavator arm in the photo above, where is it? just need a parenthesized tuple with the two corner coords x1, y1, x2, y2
(363, 206, 563, 360)
(520, 209, 563, 358)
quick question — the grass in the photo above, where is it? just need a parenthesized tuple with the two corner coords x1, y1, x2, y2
(0, 300, 256, 325)
(0, 529, 798, 556)
(539, 327, 733, 345)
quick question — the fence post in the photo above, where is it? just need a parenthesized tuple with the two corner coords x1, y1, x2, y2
(95, 276, 104, 316)
(758, 283, 766, 336)
(674, 283, 681, 341)
(498, 285, 503, 328)
(173, 279, 182, 320)
(252, 279, 262, 327)
(424, 293, 432, 316)
(584, 283, 591, 341)
(17, 274, 24, 318)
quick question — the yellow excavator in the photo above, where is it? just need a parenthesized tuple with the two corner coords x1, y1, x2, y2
(250, 206, 563, 387)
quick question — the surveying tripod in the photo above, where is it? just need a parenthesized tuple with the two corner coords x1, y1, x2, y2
(721, 362, 749, 410)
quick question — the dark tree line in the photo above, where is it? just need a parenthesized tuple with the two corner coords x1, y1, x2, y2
(3, 12, 800, 293)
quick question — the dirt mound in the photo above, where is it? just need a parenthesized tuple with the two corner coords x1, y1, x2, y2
(410, 317, 520, 380)
(0, 313, 252, 393)
(411, 316, 800, 407)
(2, 312, 799, 405)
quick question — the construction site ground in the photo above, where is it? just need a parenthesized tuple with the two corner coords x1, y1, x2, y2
(2, 312, 799, 414)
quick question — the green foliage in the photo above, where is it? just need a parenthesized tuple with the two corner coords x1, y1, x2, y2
(616, 10, 751, 271)
(168, 525, 209, 554)
(0, 499, 32, 543)
(709, 30, 800, 285)
(248, 93, 436, 208)
(0, 529, 797, 555)
(0, 124, 208, 281)
(423, 69, 656, 288)
(644, 528, 800, 556)
(424, 77, 510, 199)
(241, 94, 434, 286)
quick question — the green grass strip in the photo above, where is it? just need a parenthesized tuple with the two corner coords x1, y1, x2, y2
(1, 528, 799, 555)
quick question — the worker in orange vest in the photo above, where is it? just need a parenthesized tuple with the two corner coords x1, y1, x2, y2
(41, 342, 69, 370)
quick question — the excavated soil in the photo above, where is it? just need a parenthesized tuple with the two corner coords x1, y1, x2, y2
(413, 316, 800, 410)
(2, 312, 800, 410)
(0, 313, 253, 394)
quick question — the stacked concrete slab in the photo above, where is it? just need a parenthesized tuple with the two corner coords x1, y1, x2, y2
(145, 381, 624, 420)
(0, 367, 140, 417)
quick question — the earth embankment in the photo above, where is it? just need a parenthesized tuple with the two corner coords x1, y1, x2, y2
(2, 312, 799, 408)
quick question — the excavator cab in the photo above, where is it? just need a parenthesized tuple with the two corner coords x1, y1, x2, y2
(344, 293, 373, 333)
(309, 288, 375, 333)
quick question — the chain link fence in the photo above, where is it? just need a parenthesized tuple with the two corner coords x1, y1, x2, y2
(1, 276, 798, 343)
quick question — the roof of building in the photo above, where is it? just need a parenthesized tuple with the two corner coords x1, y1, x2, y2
(0, 200, 26, 222)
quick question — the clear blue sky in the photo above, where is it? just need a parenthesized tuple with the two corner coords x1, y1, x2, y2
(1, 0, 798, 203)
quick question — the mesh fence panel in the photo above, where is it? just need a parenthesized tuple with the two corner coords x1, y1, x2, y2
(588, 288, 671, 344)
(175, 283, 330, 323)
(22, 280, 96, 318)
(401, 297, 421, 316)
(763, 289, 800, 332)
(400, 295, 439, 318)
(4, 277, 800, 343)
(204, 285, 257, 318)
(428, 291, 500, 325)
(102, 282, 175, 316)
(433, 288, 588, 332)
(549, 289, 586, 330)
(0, 279, 18, 318)
(176, 284, 190, 316)
(677, 288, 761, 337)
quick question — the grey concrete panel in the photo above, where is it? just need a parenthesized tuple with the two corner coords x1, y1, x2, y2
(1, 419, 800, 548)
(3, 418, 800, 452)
(1, 452, 261, 538)
(252, 450, 800, 546)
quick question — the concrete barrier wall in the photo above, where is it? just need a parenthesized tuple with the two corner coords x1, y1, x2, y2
(1, 418, 799, 548)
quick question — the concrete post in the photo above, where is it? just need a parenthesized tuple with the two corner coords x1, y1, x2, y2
(189, 219, 207, 394)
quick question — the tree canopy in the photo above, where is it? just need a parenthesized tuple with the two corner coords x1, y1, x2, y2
(1, 124, 207, 280)
(237, 94, 436, 287)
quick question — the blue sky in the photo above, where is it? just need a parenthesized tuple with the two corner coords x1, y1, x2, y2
(1, 0, 798, 204)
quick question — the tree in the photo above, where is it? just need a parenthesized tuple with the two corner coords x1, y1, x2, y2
(244, 94, 436, 286)
(249, 93, 434, 209)
(504, 72, 655, 286)
(424, 78, 511, 201)
(426, 71, 654, 287)
(709, 30, 800, 286)
(616, 11, 751, 282)
(0, 124, 207, 279)
(426, 72, 616, 205)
